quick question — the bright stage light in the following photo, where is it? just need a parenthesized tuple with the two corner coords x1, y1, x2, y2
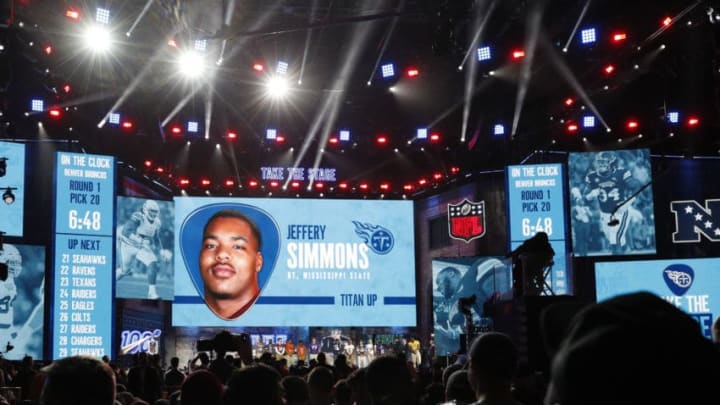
(405, 67, 420, 78)
(30, 99, 44, 112)
(276, 61, 289, 75)
(417, 128, 428, 139)
(121, 120, 134, 130)
(96, 8, 110, 24)
(227, 130, 238, 140)
(511, 49, 525, 60)
(178, 51, 206, 78)
(566, 122, 579, 133)
(667, 111, 679, 124)
(194, 39, 207, 51)
(564, 97, 574, 106)
(611, 32, 627, 43)
(339, 130, 350, 141)
(604, 64, 615, 75)
(429, 133, 441, 143)
(83, 25, 112, 53)
(108, 113, 120, 125)
(477, 46, 492, 61)
(583, 115, 596, 128)
(626, 119, 639, 131)
(253, 62, 265, 72)
(494, 124, 505, 135)
(381, 63, 395, 78)
(170, 124, 182, 135)
(580, 28, 597, 44)
(48, 107, 62, 119)
(266, 76, 289, 98)
(66, 9, 81, 20)
(266, 128, 277, 140)
(687, 116, 700, 127)
(187, 121, 199, 133)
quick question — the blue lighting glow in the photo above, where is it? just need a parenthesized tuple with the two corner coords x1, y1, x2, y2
(108, 113, 120, 125)
(477, 46, 492, 61)
(276, 61, 289, 75)
(417, 128, 428, 139)
(339, 130, 350, 141)
(30, 99, 44, 112)
(583, 116, 596, 128)
(381, 63, 395, 78)
(667, 111, 680, 124)
(494, 124, 505, 135)
(194, 40, 207, 52)
(580, 28, 597, 44)
(266, 128, 277, 140)
(187, 121, 199, 133)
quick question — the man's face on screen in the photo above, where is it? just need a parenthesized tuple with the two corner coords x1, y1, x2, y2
(200, 216, 263, 304)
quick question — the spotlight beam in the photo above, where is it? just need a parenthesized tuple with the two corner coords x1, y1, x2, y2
(161, 86, 202, 127)
(298, 0, 320, 85)
(541, 35, 610, 131)
(461, 0, 496, 142)
(511, 2, 544, 137)
(562, 0, 592, 52)
(458, 0, 497, 69)
(365, 1, 404, 84)
(126, 0, 156, 37)
(204, 84, 213, 140)
(643, 1, 701, 44)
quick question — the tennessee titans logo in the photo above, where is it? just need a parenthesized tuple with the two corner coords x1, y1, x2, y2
(662, 264, 694, 296)
(352, 221, 394, 255)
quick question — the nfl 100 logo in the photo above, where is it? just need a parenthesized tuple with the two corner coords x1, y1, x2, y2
(448, 199, 486, 242)
(670, 199, 720, 243)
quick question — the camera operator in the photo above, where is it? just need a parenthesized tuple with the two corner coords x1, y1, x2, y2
(507, 232, 554, 297)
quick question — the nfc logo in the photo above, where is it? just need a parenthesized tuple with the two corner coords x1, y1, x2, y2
(670, 199, 720, 243)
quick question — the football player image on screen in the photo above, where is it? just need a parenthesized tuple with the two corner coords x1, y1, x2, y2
(0, 244, 44, 360)
(571, 150, 655, 256)
(117, 200, 173, 299)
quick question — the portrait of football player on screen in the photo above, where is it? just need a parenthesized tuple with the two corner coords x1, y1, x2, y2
(568, 149, 656, 256)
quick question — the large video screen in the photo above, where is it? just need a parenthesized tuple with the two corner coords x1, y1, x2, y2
(432, 257, 512, 356)
(2, 244, 45, 360)
(568, 149, 656, 256)
(172, 198, 416, 327)
(116, 197, 175, 300)
(0, 141, 25, 237)
(596, 258, 720, 338)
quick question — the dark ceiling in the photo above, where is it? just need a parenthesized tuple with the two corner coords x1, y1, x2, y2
(1, 0, 719, 197)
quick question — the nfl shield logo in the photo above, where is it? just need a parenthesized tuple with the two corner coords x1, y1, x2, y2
(448, 199, 486, 242)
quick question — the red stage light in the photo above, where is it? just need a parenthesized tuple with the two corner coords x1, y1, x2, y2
(432, 172, 444, 181)
(290, 181, 301, 189)
(566, 122, 579, 133)
(359, 182, 369, 191)
(248, 180, 259, 188)
(405, 67, 420, 78)
(144, 160, 152, 168)
(179, 178, 190, 187)
(62, 84, 71, 93)
(121, 120, 134, 130)
(418, 178, 428, 186)
(626, 119, 639, 130)
(429, 133, 441, 143)
(338, 181, 349, 190)
(170, 125, 182, 135)
(379, 182, 391, 191)
(611, 32, 627, 43)
(269, 180, 280, 188)
(403, 184, 415, 192)
(450, 166, 460, 174)
(252, 63, 265, 72)
(314, 182, 325, 190)
(564, 97, 574, 106)
(376, 135, 388, 145)
(687, 116, 700, 127)
(167, 39, 178, 48)
(155, 167, 165, 174)
(511, 49, 525, 60)
(275, 134, 286, 144)
(328, 136, 339, 145)
(604, 64, 615, 74)
(227, 131, 238, 140)
(225, 179, 235, 187)
(200, 179, 211, 187)
(65, 9, 80, 20)
(48, 107, 62, 118)
(44, 45, 53, 55)
(662, 16, 673, 27)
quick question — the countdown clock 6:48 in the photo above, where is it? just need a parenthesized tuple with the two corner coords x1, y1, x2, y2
(68, 209, 102, 231)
